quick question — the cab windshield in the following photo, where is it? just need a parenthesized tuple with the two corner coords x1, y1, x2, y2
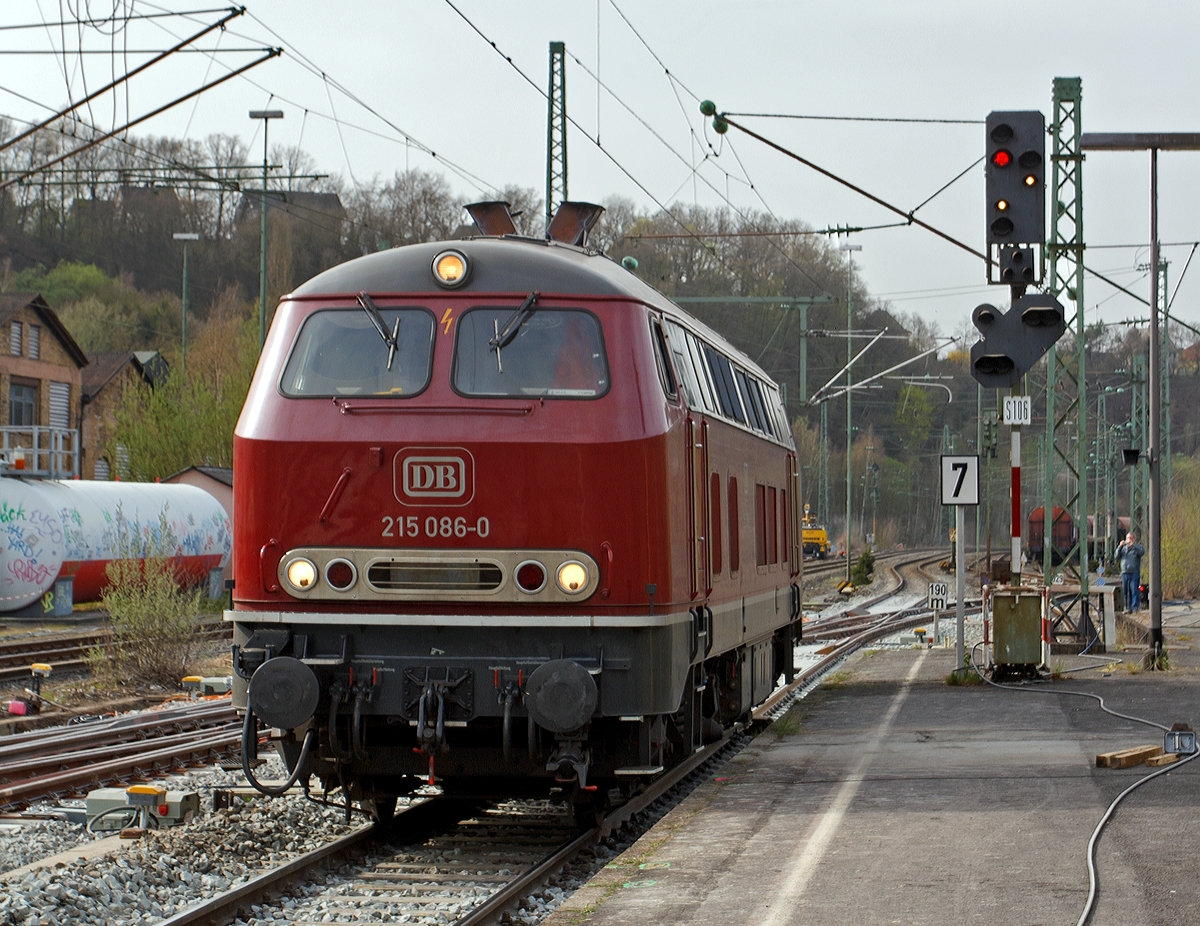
(281, 308, 435, 397)
(453, 307, 609, 398)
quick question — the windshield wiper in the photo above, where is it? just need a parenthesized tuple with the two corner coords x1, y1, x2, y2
(488, 290, 539, 373)
(356, 291, 400, 371)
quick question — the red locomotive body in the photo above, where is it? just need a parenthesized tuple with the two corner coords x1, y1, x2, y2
(230, 221, 801, 819)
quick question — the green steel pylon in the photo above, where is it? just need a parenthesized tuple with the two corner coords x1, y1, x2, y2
(545, 41, 567, 233)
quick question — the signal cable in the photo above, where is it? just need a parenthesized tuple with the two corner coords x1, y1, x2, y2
(967, 650, 1194, 925)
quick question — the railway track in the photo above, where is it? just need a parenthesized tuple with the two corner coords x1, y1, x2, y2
(0, 698, 241, 809)
(0, 624, 231, 685)
(150, 561, 967, 926)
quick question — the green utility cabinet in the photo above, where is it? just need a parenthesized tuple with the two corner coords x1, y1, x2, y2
(991, 590, 1044, 669)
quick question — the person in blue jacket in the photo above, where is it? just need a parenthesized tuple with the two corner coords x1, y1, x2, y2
(1115, 532, 1145, 612)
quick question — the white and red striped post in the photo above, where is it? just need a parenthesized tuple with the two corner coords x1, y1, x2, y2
(1011, 425, 1021, 585)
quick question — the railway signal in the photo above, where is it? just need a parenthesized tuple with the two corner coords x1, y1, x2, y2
(968, 293, 1066, 388)
(986, 111, 1045, 284)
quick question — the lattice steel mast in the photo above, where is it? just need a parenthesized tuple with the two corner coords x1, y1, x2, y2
(1043, 78, 1089, 622)
(546, 41, 567, 233)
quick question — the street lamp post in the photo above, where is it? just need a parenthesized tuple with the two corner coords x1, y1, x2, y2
(249, 109, 283, 349)
(172, 232, 200, 375)
(839, 242, 861, 585)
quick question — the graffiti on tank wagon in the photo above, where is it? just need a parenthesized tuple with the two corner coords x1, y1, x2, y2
(7, 558, 54, 586)
(0, 499, 63, 592)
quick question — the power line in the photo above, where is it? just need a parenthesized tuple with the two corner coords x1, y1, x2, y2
(721, 114, 991, 265)
(440, 0, 753, 284)
(0, 8, 234, 31)
(726, 111, 984, 126)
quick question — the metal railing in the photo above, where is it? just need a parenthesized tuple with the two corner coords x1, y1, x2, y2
(0, 427, 80, 478)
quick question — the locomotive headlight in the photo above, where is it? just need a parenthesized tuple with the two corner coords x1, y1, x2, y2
(432, 249, 470, 288)
(285, 557, 318, 591)
(556, 561, 588, 594)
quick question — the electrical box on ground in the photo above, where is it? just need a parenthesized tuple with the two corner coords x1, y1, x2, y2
(991, 590, 1044, 670)
(85, 788, 200, 831)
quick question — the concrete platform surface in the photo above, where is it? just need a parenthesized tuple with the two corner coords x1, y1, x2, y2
(545, 642, 1200, 926)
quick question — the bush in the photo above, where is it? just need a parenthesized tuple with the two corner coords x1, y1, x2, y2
(850, 548, 875, 587)
(87, 508, 206, 689)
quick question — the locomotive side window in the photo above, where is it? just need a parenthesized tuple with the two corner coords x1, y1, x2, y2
(453, 307, 609, 398)
(663, 322, 703, 409)
(736, 369, 766, 434)
(281, 307, 435, 397)
(649, 319, 678, 400)
(749, 378, 775, 437)
(703, 345, 745, 423)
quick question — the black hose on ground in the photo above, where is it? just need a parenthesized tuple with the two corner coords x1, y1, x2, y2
(968, 642, 1192, 926)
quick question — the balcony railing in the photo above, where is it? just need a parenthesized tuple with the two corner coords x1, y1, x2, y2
(0, 427, 80, 478)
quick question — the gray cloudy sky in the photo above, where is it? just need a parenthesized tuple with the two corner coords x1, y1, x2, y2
(2, 1, 1198, 337)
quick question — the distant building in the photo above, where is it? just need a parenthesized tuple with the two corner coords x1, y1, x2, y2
(81, 351, 168, 479)
(164, 465, 233, 583)
(0, 293, 88, 477)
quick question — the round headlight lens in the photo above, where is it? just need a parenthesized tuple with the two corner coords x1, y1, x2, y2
(556, 561, 588, 594)
(286, 558, 317, 591)
(432, 250, 469, 287)
(516, 561, 547, 593)
(325, 559, 357, 590)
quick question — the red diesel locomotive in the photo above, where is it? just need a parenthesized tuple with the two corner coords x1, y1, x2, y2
(231, 202, 802, 821)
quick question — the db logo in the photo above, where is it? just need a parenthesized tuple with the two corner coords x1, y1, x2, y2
(394, 447, 474, 507)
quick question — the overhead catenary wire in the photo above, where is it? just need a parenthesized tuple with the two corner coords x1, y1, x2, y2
(555, 38, 829, 292)
(440, 0, 751, 284)
(726, 111, 984, 125)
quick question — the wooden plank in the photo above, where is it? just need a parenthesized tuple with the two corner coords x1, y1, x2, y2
(1146, 753, 1179, 767)
(1096, 745, 1163, 768)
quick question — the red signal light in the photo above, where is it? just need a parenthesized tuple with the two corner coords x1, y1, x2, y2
(992, 149, 1012, 168)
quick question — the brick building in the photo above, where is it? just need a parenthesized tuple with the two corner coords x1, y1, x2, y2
(0, 294, 88, 476)
(80, 351, 168, 479)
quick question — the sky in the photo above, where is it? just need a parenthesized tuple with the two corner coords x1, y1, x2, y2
(1, 0, 1198, 340)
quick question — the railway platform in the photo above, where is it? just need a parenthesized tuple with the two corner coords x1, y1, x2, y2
(543, 636, 1200, 926)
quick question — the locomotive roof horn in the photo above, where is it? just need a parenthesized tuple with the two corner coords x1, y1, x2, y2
(465, 201, 519, 236)
(547, 201, 605, 247)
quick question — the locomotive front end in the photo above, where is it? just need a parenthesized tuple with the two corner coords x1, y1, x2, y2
(229, 238, 695, 815)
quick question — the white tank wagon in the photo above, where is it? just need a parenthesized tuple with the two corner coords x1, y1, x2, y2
(0, 479, 231, 612)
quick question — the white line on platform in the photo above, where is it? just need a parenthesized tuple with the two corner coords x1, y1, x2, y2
(762, 649, 929, 926)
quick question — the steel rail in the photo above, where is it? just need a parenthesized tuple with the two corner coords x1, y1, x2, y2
(0, 701, 236, 758)
(0, 722, 241, 782)
(0, 729, 241, 805)
(147, 554, 952, 926)
(0, 627, 229, 682)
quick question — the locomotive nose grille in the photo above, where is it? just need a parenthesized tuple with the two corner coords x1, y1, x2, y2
(366, 561, 504, 592)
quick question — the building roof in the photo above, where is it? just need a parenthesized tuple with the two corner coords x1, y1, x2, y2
(0, 293, 89, 367)
(82, 350, 169, 402)
(165, 465, 232, 487)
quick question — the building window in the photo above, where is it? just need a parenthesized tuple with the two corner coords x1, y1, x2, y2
(28, 325, 39, 360)
(9, 381, 37, 426)
(10, 322, 20, 356)
(94, 457, 111, 480)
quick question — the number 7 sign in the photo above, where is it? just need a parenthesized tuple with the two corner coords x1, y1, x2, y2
(940, 455, 980, 506)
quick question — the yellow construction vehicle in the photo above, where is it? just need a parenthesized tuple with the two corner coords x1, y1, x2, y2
(801, 504, 833, 559)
